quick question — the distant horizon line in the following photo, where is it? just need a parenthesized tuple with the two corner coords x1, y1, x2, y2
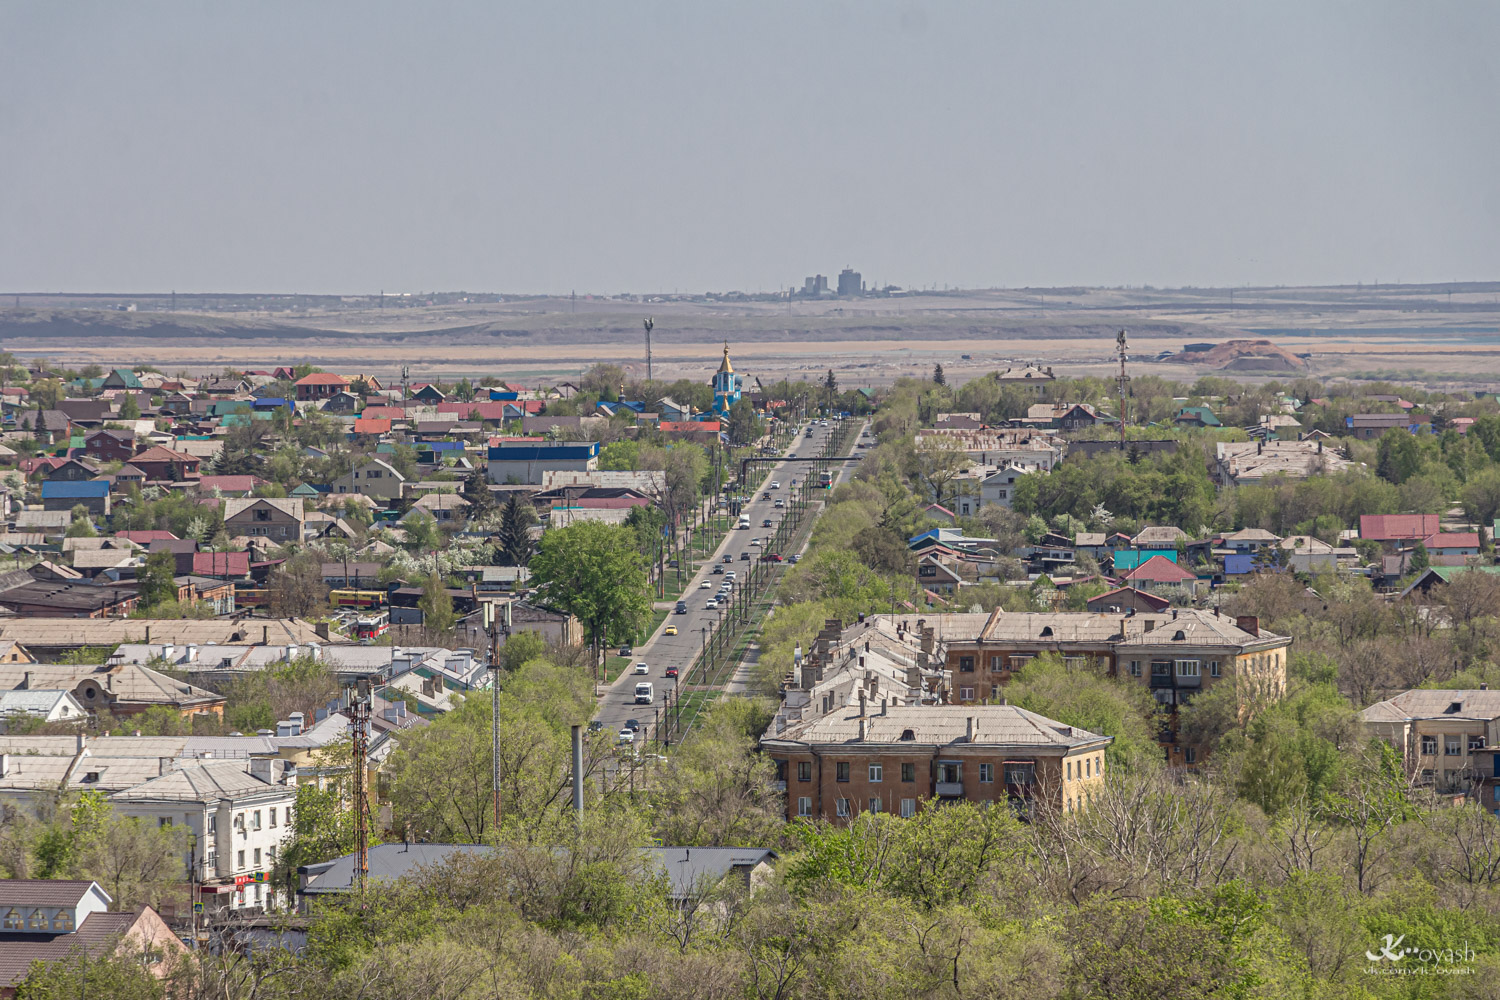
(5, 279, 1500, 300)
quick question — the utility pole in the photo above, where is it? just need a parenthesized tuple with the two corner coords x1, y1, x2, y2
(487, 600, 511, 833)
(644, 317, 654, 383)
(348, 679, 372, 899)
(1116, 329, 1130, 452)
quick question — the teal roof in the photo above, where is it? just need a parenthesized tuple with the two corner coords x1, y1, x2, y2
(1176, 406, 1222, 427)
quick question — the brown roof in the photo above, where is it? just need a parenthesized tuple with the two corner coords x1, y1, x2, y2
(0, 879, 101, 907)
(0, 910, 138, 987)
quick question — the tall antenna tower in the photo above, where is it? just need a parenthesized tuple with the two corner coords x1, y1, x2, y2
(1116, 329, 1130, 451)
(348, 679, 372, 896)
(643, 317, 654, 382)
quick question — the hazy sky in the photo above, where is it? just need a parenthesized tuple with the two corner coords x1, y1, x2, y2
(2, 2, 1497, 294)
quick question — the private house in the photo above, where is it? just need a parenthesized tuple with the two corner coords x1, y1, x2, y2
(30, 457, 99, 483)
(916, 554, 964, 595)
(1420, 532, 1481, 559)
(1174, 405, 1222, 428)
(321, 390, 360, 412)
(40, 480, 110, 517)
(83, 428, 135, 462)
(1361, 514, 1440, 546)
(223, 498, 305, 543)
(400, 492, 469, 523)
(198, 375, 252, 395)
(1121, 555, 1200, 595)
(761, 704, 1112, 821)
(1361, 689, 1500, 803)
(1346, 413, 1432, 440)
(295, 372, 351, 402)
(101, 368, 144, 390)
(0, 880, 186, 994)
(1220, 528, 1280, 552)
(129, 445, 201, 481)
(1133, 526, 1188, 550)
(0, 662, 224, 718)
(410, 383, 447, 404)
(194, 475, 265, 497)
(332, 458, 406, 502)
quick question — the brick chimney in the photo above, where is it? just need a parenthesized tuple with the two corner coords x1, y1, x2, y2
(1235, 615, 1260, 637)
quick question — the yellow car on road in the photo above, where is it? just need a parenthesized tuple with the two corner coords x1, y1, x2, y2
(663, 625, 679, 636)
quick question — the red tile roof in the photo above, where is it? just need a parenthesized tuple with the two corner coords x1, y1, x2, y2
(438, 401, 508, 420)
(353, 417, 392, 434)
(1360, 514, 1439, 541)
(359, 406, 406, 420)
(296, 372, 350, 385)
(195, 475, 264, 494)
(131, 445, 198, 464)
(1123, 555, 1196, 583)
(660, 420, 719, 433)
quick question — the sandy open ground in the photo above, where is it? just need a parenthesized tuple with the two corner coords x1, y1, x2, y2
(5, 283, 1500, 388)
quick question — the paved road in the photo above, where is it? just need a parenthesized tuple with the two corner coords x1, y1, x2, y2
(593, 420, 861, 742)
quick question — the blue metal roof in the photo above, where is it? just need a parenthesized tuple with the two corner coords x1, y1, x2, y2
(487, 442, 598, 461)
(41, 480, 109, 499)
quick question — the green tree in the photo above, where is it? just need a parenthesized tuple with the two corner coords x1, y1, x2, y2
(402, 511, 442, 553)
(497, 493, 536, 566)
(1409, 540, 1430, 574)
(726, 397, 762, 446)
(462, 468, 496, 516)
(118, 392, 141, 419)
(1375, 428, 1421, 484)
(932, 363, 946, 386)
(529, 521, 651, 657)
(65, 504, 96, 538)
(499, 630, 548, 671)
(136, 549, 178, 612)
(419, 572, 456, 633)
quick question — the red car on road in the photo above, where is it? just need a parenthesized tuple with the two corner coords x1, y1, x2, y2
(664, 667, 679, 679)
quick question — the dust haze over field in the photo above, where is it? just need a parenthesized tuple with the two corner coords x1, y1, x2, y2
(4, 282, 1500, 390)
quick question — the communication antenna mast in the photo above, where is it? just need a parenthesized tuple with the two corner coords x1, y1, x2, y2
(485, 600, 511, 833)
(643, 318, 654, 383)
(1116, 329, 1130, 451)
(348, 679, 373, 897)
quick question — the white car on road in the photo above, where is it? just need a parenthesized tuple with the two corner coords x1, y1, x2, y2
(634, 662, 650, 675)
(705, 598, 719, 609)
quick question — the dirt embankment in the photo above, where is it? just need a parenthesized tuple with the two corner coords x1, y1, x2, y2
(1163, 338, 1307, 371)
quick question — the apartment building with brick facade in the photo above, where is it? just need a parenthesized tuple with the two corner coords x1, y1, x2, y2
(761, 703, 1111, 822)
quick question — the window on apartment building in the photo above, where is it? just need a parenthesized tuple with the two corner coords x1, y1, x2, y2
(158, 817, 171, 828)
(208, 815, 217, 834)
(1084, 757, 1092, 778)
(900, 799, 916, 818)
(1422, 736, 1438, 755)
(2, 909, 21, 931)
(1004, 762, 1035, 785)
(868, 798, 881, 813)
(797, 797, 812, 818)
(958, 656, 975, 672)
(940, 763, 962, 784)
(989, 655, 1004, 671)
(253, 848, 261, 867)
(1128, 661, 1142, 677)
(798, 761, 811, 782)
(1447, 738, 1463, 756)
(237, 850, 245, 869)
(1067, 761, 1073, 780)
(1184, 748, 1198, 764)
(268, 846, 276, 863)
(979, 763, 993, 783)
(269, 807, 277, 827)
(1064, 657, 1086, 669)
(1010, 655, 1032, 669)
(836, 762, 850, 782)
(868, 764, 883, 782)
(1471, 735, 1487, 752)
(27, 910, 46, 931)
(1066, 796, 1073, 812)
(1209, 660, 1221, 677)
(252, 810, 262, 830)
(960, 687, 975, 700)
(1151, 661, 1171, 677)
(1176, 660, 1200, 677)
(901, 763, 915, 782)
(836, 798, 850, 818)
